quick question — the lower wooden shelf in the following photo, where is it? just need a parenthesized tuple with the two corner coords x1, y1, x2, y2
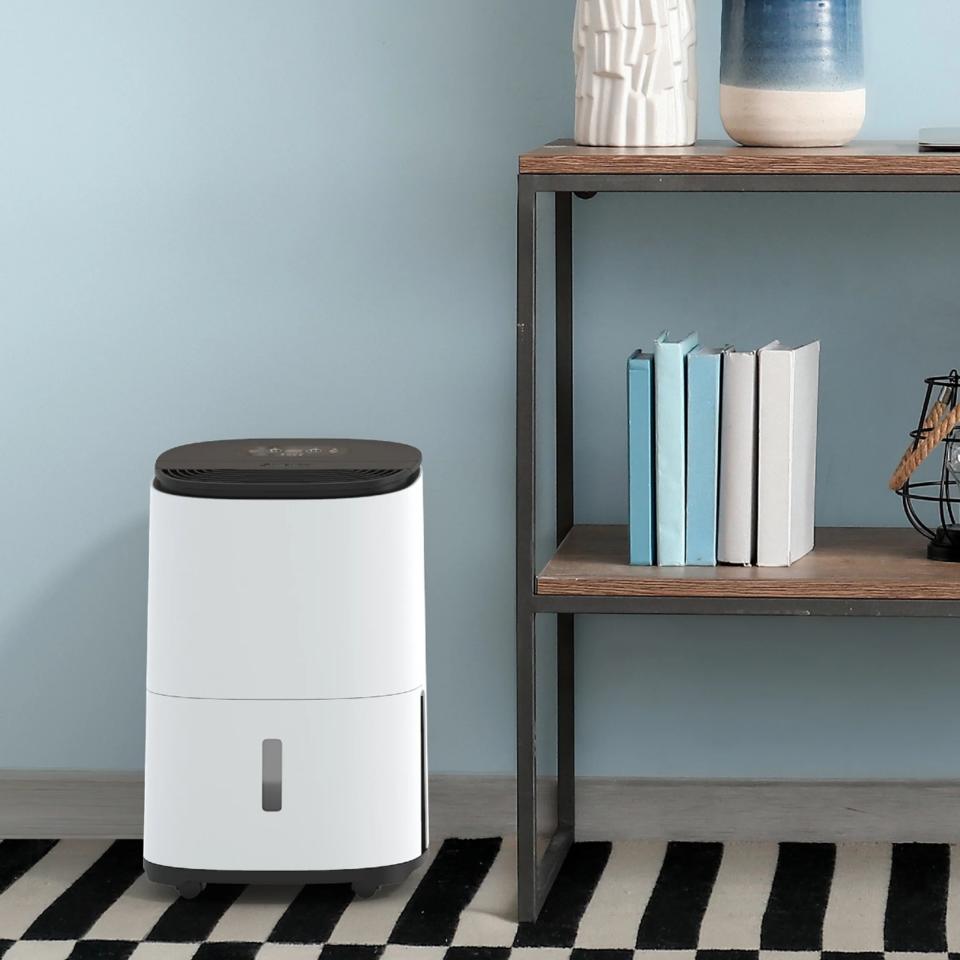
(537, 526, 960, 601)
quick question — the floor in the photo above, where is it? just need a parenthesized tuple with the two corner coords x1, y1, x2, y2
(0, 837, 956, 959)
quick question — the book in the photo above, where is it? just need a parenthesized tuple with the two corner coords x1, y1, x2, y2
(686, 346, 729, 566)
(717, 341, 780, 565)
(628, 350, 655, 565)
(654, 331, 699, 566)
(757, 341, 821, 567)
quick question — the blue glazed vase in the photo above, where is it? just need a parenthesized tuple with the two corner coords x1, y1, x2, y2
(720, 0, 865, 147)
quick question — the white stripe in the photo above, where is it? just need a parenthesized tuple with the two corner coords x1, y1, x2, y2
(633, 952, 695, 960)
(2, 943, 76, 960)
(450, 836, 518, 946)
(821, 842, 891, 952)
(380, 946, 447, 960)
(886, 954, 949, 960)
(129, 943, 200, 960)
(327, 846, 438, 945)
(512, 950, 576, 960)
(85, 873, 178, 940)
(697, 842, 779, 950)
(208, 884, 302, 942)
(947, 844, 960, 951)
(255, 945, 329, 960)
(0, 839, 111, 940)
(758, 953, 820, 960)
(575, 840, 667, 949)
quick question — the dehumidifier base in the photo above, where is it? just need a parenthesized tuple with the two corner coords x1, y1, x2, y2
(143, 852, 427, 900)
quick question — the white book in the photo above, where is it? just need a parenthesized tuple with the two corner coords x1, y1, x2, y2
(717, 341, 780, 565)
(757, 341, 821, 567)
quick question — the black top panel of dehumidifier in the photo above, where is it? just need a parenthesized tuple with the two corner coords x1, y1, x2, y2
(154, 440, 421, 499)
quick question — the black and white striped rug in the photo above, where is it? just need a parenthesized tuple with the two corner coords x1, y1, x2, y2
(0, 837, 957, 959)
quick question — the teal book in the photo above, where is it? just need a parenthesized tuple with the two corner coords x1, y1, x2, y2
(654, 331, 699, 566)
(686, 346, 728, 566)
(628, 350, 655, 565)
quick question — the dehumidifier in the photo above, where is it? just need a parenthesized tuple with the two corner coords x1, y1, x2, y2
(144, 439, 427, 899)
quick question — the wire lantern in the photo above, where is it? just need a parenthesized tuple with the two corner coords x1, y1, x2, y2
(890, 370, 960, 561)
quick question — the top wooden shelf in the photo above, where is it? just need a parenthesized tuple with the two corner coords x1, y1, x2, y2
(519, 139, 960, 176)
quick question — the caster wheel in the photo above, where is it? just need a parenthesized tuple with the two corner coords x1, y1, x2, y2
(176, 880, 206, 900)
(352, 880, 381, 899)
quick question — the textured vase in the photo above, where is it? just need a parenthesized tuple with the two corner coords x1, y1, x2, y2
(574, 0, 697, 148)
(720, 0, 864, 148)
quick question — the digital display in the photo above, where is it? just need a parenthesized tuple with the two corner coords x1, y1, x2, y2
(248, 445, 345, 458)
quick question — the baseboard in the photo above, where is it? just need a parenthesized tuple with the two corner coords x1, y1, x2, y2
(0, 770, 145, 839)
(4, 772, 960, 841)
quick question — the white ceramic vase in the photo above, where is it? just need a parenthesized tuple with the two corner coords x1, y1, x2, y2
(574, 0, 697, 148)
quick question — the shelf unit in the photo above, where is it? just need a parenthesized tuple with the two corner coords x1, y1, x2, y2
(515, 139, 960, 921)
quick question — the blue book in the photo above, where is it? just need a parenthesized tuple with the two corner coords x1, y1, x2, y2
(628, 350, 655, 565)
(654, 331, 699, 566)
(686, 346, 727, 566)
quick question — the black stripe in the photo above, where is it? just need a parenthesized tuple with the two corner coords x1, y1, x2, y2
(22, 840, 143, 940)
(268, 883, 353, 943)
(884, 842, 949, 952)
(0, 839, 58, 895)
(445, 948, 512, 960)
(821, 953, 884, 960)
(67, 941, 139, 960)
(0, 942, 12, 959)
(571, 950, 634, 960)
(391, 838, 502, 946)
(320, 946, 385, 960)
(759, 842, 835, 950)
(146, 884, 244, 942)
(514, 841, 611, 948)
(191, 944, 262, 960)
(635, 841, 724, 950)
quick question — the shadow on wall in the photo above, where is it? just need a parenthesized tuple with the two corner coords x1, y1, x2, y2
(0, 522, 149, 771)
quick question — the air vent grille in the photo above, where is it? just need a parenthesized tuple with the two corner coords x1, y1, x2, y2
(159, 467, 403, 485)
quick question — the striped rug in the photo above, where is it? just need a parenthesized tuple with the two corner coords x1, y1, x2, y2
(0, 837, 956, 958)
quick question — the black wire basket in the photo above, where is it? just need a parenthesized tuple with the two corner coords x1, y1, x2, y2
(895, 370, 960, 562)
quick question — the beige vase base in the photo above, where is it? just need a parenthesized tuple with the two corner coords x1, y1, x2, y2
(720, 84, 866, 148)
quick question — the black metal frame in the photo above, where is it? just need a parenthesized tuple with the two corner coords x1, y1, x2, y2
(515, 169, 960, 922)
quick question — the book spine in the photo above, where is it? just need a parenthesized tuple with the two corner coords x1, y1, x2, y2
(686, 352, 721, 566)
(628, 354, 655, 565)
(757, 350, 795, 567)
(717, 352, 759, 565)
(655, 343, 685, 565)
(788, 342, 820, 564)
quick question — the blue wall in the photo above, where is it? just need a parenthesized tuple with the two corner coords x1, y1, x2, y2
(3, 1, 960, 776)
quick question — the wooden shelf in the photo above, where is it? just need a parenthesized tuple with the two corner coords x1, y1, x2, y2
(519, 139, 960, 177)
(537, 526, 960, 601)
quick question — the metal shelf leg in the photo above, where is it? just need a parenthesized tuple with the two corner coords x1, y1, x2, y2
(516, 175, 539, 923)
(516, 182, 577, 923)
(555, 192, 576, 837)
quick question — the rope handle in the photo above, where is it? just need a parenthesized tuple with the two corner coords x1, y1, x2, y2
(889, 392, 960, 491)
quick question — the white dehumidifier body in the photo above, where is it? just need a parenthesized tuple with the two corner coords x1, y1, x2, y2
(144, 439, 427, 898)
